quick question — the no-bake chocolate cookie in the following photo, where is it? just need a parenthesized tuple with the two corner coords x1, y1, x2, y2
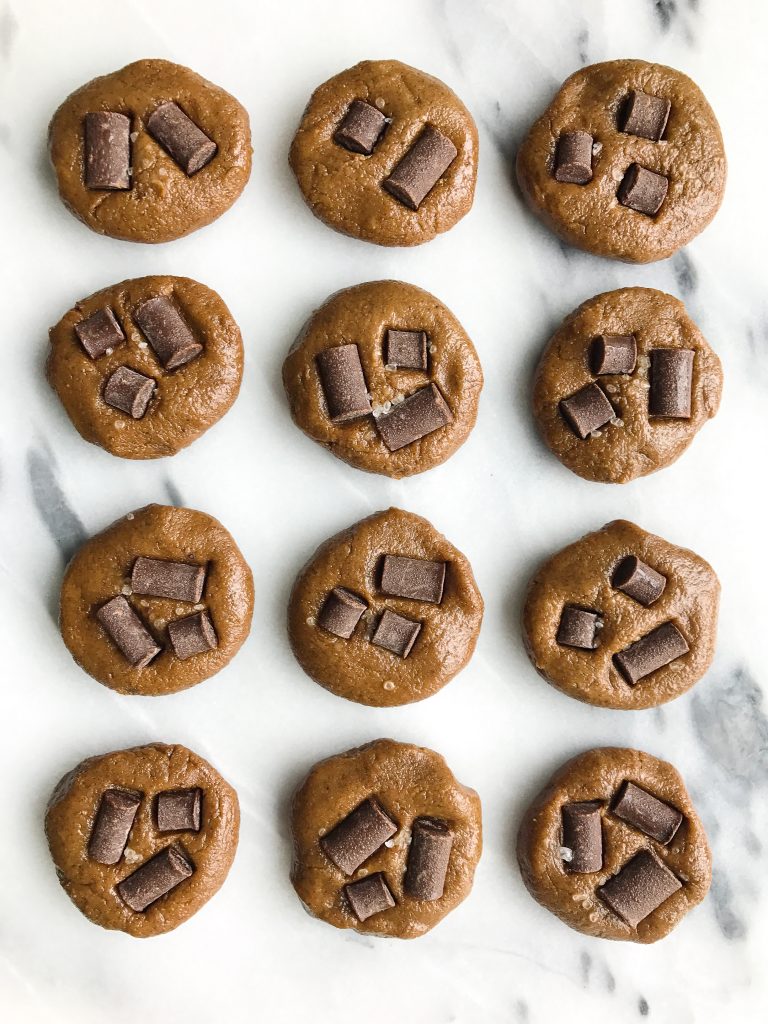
(516, 59, 726, 262)
(517, 748, 711, 942)
(523, 520, 719, 710)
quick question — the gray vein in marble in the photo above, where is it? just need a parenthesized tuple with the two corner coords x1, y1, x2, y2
(27, 443, 85, 563)
(653, 0, 678, 32)
(691, 668, 768, 786)
(710, 870, 747, 940)
(0, 3, 18, 59)
(672, 251, 698, 297)
(163, 476, 184, 507)
(638, 996, 649, 1016)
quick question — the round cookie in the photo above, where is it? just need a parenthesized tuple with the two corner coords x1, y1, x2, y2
(291, 739, 482, 938)
(283, 280, 483, 477)
(533, 287, 722, 483)
(49, 59, 252, 243)
(517, 747, 711, 943)
(289, 59, 478, 246)
(46, 743, 239, 937)
(60, 504, 254, 696)
(47, 275, 243, 459)
(523, 520, 720, 710)
(288, 508, 484, 707)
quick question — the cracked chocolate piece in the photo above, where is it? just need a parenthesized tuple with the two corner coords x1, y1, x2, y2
(345, 872, 395, 921)
(554, 131, 593, 184)
(612, 781, 683, 845)
(334, 99, 387, 154)
(591, 334, 637, 375)
(134, 295, 203, 371)
(618, 163, 668, 216)
(612, 555, 666, 606)
(316, 344, 371, 423)
(613, 622, 689, 686)
(103, 366, 155, 419)
(559, 382, 614, 439)
(118, 844, 194, 912)
(621, 90, 671, 142)
(317, 587, 367, 639)
(96, 595, 160, 669)
(384, 124, 458, 210)
(649, 349, 694, 418)
(84, 111, 131, 190)
(371, 609, 421, 657)
(88, 788, 142, 865)
(556, 606, 602, 650)
(156, 788, 202, 833)
(380, 554, 445, 604)
(146, 101, 217, 175)
(376, 384, 453, 451)
(131, 557, 206, 604)
(404, 818, 454, 900)
(561, 801, 603, 873)
(385, 329, 428, 370)
(74, 307, 125, 360)
(320, 797, 398, 875)
(599, 850, 682, 927)
(167, 610, 218, 661)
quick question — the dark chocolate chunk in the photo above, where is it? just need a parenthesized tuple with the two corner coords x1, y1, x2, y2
(383, 125, 458, 210)
(612, 781, 683, 845)
(554, 131, 593, 184)
(74, 307, 125, 360)
(380, 555, 446, 604)
(621, 90, 671, 142)
(598, 849, 682, 927)
(649, 349, 694, 418)
(591, 334, 637, 375)
(371, 609, 421, 658)
(316, 344, 371, 423)
(84, 112, 131, 190)
(134, 296, 203, 371)
(404, 818, 454, 901)
(117, 844, 194, 912)
(317, 587, 367, 639)
(559, 382, 614, 439)
(320, 798, 398, 875)
(167, 610, 217, 661)
(385, 329, 428, 371)
(146, 101, 217, 175)
(96, 596, 161, 669)
(344, 872, 396, 922)
(612, 555, 666, 606)
(618, 163, 668, 216)
(156, 788, 202, 833)
(556, 606, 602, 650)
(334, 99, 387, 155)
(613, 622, 689, 685)
(103, 366, 155, 419)
(561, 801, 603, 873)
(88, 788, 142, 865)
(131, 557, 206, 603)
(375, 384, 453, 452)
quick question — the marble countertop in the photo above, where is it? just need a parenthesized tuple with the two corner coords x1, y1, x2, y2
(2, 0, 766, 1021)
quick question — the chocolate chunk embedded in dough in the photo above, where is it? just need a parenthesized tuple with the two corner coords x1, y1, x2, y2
(134, 296, 203, 371)
(559, 382, 614, 439)
(649, 349, 694, 418)
(554, 131, 593, 184)
(167, 610, 218, 661)
(556, 606, 602, 650)
(334, 99, 387, 155)
(371, 609, 421, 657)
(317, 587, 367, 639)
(345, 872, 395, 921)
(405, 818, 454, 901)
(84, 112, 131, 190)
(380, 555, 446, 604)
(117, 844, 194, 912)
(103, 366, 155, 419)
(320, 797, 398, 875)
(385, 329, 428, 371)
(618, 163, 668, 216)
(383, 125, 458, 210)
(612, 782, 683, 845)
(598, 849, 682, 927)
(146, 101, 217, 175)
(96, 595, 161, 669)
(613, 621, 689, 685)
(376, 384, 453, 451)
(316, 344, 371, 423)
(131, 557, 206, 603)
(561, 801, 603, 873)
(612, 555, 666, 606)
(591, 334, 637, 375)
(156, 788, 202, 833)
(88, 788, 141, 865)
(621, 91, 671, 142)
(74, 307, 125, 360)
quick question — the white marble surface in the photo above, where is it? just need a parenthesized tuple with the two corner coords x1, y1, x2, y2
(1, 0, 767, 1021)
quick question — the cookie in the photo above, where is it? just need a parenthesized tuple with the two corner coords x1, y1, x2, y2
(288, 508, 483, 707)
(46, 743, 239, 937)
(289, 60, 478, 246)
(291, 739, 482, 938)
(49, 59, 252, 243)
(283, 280, 483, 477)
(532, 287, 722, 483)
(60, 504, 254, 696)
(516, 60, 726, 262)
(47, 275, 243, 459)
(517, 748, 711, 943)
(522, 520, 719, 710)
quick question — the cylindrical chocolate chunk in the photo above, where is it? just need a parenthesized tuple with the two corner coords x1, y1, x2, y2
(559, 382, 614, 439)
(75, 307, 125, 360)
(117, 844, 194, 913)
(317, 587, 367, 639)
(344, 872, 396, 922)
(96, 595, 161, 669)
(561, 801, 603, 873)
(134, 296, 203, 371)
(131, 557, 206, 604)
(88, 788, 142, 865)
(621, 90, 671, 142)
(334, 99, 387, 155)
(371, 608, 422, 658)
(84, 112, 131, 190)
(320, 797, 398, 876)
(649, 349, 694, 419)
(404, 817, 454, 901)
(591, 334, 637, 376)
(383, 124, 458, 210)
(617, 163, 669, 216)
(613, 621, 689, 685)
(375, 383, 453, 452)
(612, 781, 683, 845)
(167, 610, 217, 661)
(380, 555, 446, 604)
(146, 102, 217, 175)
(556, 606, 602, 650)
(316, 344, 372, 423)
(554, 131, 593, 184)
(385, 329, 428, 371)
(598, 849, 682, 928)
(612, 555, 666, 606)
(156, 787, 202, 833)
(103, 366, 156, 419)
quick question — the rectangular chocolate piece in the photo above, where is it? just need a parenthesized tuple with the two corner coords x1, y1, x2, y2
(612, 555, 666, 606)
(334, 99, 387, 155)
(321, 797, 397, 876)
(612, 781, 683, 845)
(591, 334, 637, 375)
(156, 788, 202, 833)
(88, 788, 142, 865)
(380, 555, 446, 604)
(75, 307, 126, 360)
(618, 163, 668, 216)
(649, 349, 694, 418)
(146, 102, 217, 175)
(84, 111, 131, 190)
(375, 384, 452, 452)
(96, 595, 161, 669)
(613, 621, 689, 686)
(104, 366, 155, 419)
(134, 296, 203, 371)
(556, 606, 602, 650)
(559, 382, 614, 439)
(345, 872, 396, 922)
(117, 844, 194, 912)
(598, 849, 682, 927)
(317, 587, 367, 639)
(371, 609, 421, 658)
(561, 801, 603, 873)
(383, 124, 457, 210)
(385, 329, 428, 371)
(167, 610, 217, 661)
(621, 91, 671, 142)
(131, 557, 206, 603)
(404, 818, 454, 901)
(554, 131, 593, 184)
(316, 344, 371, 423)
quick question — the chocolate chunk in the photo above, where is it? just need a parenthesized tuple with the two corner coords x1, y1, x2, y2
(618, 163, 668, 216)
(554, 131, 593, 184)
(131, 557, 206, 603)
(561, 801, 603, 873)
(612, 781, 683, 845)
(146, 101, 217, 175)
(344, 872, 396, 922)
(334, 99, 387, 155)
(117, 844, 194, 912)
(88, 788, 141, 865)
(74, 307, 125, 360)
(96, 596, 160, 669)
(103, 366, 155, 419)
(614, 622, 689, 685)
(371, 609, 421, 658)
(404, 818, 454, 901)
(167, 610, 217, 661)
(385, 329, 428, 371)
(316, 344, 371, 423)
(559, 382, 614, 439)
(320, 798, 398, 875)
(556, 606, 602, 650)
(375, 384, 453, 452)
(621, 91, 671, 142)
(598, 849, 682, 927)
(649, 349, 694, 418)
(613, 555, 666, 606)
(84, 112, 131, 190)
(380, 555, 446, 604)
(156, 788, 202, 833)
(383, 125, 458, 210)
(317, 587, 367, 639)
(591, 334, 637, 375)
(134, 296, 203, 371)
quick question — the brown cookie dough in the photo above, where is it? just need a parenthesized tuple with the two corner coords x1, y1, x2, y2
(291, 739, 482, 938)
(516, 60, 726, 262)
(49, 59, 252, 243)
(288, 508, 483, 707)
(517, 748, 711, 943)
(523, 520, 720, 710)
(47, 275, 243, 459)
(60, 504, 254, 696)
(46, 743, 239, 937)
(533, 287, 722, 483)
(289, 60, 478, 246)
(283, 280, 483, 477)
